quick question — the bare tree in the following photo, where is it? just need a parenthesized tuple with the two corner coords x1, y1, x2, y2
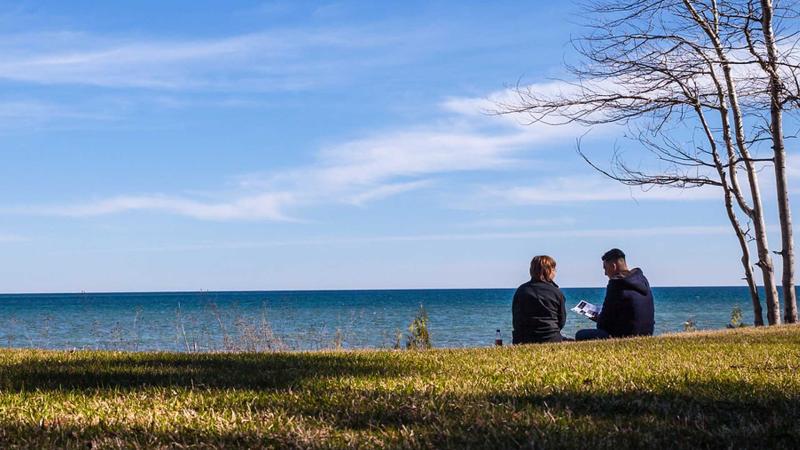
(745, 0, 799, 322)
(498, 0, 800, 325)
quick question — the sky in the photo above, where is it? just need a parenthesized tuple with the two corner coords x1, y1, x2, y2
(0, 0, 797, 292)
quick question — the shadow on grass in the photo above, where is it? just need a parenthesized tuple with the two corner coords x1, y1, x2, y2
(0, 351, 425, 391)
(306, 378, 800, 448)
(0, 347, 798, 448)
(313, 377, 800, 423)
(0, 421, 299, 450)
(0, 379, 797, 449)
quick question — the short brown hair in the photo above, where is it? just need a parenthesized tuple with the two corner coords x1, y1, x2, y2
(530, 255, 557, 282)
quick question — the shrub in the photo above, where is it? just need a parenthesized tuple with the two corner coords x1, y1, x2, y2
(728, 305, 745, 328)
(406, 305, 432, 350)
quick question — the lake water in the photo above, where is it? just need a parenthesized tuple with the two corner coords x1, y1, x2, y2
(0, 287, 776, 351)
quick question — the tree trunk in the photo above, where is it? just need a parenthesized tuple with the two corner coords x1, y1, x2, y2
(715, 48, 781, 325)
(748, 181, 781, 325)
(695, 103, 764, 326)
(761, 0, 798, 323)
(724, 185, 764, 326)
(684, 0, 782, 324)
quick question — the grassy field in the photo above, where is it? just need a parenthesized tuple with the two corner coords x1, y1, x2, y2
(0, 326, 798, 449)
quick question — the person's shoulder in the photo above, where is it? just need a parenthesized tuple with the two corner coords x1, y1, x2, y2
(530, 280, 563, 295)
(632, 267, 650, 281)
(517, 280, 554, 293)
(515, 280, 534, 293)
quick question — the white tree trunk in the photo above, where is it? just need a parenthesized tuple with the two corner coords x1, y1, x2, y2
(761, 0, 798, 323)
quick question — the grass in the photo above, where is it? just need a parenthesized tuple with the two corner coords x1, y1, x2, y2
(0, 326, 798, 449)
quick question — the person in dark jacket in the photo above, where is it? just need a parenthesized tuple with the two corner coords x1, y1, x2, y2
(512, 255, 568, 344)
(575, 248, 655, 340)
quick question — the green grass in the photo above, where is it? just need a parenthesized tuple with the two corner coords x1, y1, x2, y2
(0, 326, 798, 449)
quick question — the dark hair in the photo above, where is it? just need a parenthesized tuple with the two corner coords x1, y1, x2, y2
(602, 248, 626, 262)
(530, 255, 557, 282)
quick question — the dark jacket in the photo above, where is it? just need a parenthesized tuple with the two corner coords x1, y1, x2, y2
(512, 279, 566, 344)
(596, 268, 655, 337)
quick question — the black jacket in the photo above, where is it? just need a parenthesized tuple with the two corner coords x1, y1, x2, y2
(596, 268, 655, 337)
(512, 279, 566, 344)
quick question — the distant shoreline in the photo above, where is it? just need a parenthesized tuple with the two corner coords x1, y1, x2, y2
(0, 285, 778, 296)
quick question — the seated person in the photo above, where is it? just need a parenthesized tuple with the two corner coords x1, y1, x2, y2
(512, 255, 568, 344)
(576, 248, 654, 341)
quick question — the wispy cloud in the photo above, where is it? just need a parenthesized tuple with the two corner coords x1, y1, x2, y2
(787, 153, 800, 179)
(91, 225, 733, 253)
(475, 176, 719, 206)
(0, 232, 27, 243)
(345, 180, 434, 206)
(460, 217, 577, 229)
(0, 25, 448, 91)
(23, 193, 298, 221)
(41, 118, 558, 219)
(310, 127, 534, 186)
(14, 85, 708, 221)
(0, 99, 116, 129)
(222, 106, 587, 214)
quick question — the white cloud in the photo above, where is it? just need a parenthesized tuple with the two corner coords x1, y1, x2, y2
(787, 153, 800, 179)
(210, 97, 592, 218)
(89, 225, 734, 253)
(29, 192, 298, 221)
(477, 176, 719, 206)
(26, 104, 579, 221)
(0, 100, 116, 129)
(460, 217, 577, 228)
(442, 80, 584, 119)
(0, 26, 442, 91)
(345, 180, 434, 206)
(14, 84, 717, 221)
(0, 232, 26, 243)
(312, 128, 530, 186)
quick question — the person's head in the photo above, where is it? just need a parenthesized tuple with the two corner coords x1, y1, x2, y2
(530, 255, 557, 282)
(602, 248, 628, 278)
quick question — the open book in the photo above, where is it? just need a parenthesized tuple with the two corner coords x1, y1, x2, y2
(571, 300, 602, 320)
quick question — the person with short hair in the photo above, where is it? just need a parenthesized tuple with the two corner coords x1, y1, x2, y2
(575, 248, 655, 341)
(512, 255, 568, 344)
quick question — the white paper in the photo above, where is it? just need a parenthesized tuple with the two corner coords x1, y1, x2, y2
(571, 300, 601, 320)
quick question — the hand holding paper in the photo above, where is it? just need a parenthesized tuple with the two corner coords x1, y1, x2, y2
(571, 300, 601, 320)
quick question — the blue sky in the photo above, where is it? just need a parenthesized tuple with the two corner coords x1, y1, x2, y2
(0, 0, 796, 292)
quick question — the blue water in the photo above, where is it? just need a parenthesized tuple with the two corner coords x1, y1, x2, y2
(0, 287, 771, 351)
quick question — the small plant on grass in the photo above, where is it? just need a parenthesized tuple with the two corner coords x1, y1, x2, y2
(406, 305, 432, 350)
(132, 306, 143, 351)
(392, 328, 403, 350)
(39, 314, 52, 347)
(332, 328, 344, 350)
(5, 316, 17, 347)
(175, 303, 191, 352)
(230, 304, 285, 352)
(109, 321, 125, 350)
(727, 305, 745, 328)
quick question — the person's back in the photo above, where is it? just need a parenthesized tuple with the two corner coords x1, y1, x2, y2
(575, 248, 655, 341)
(512, 255, 567, 344)
(596, 267, 654, 337)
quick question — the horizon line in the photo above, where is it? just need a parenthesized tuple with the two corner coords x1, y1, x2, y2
(0, 284, 770, 296)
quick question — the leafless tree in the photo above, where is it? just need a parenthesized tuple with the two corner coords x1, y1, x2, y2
(746, 0, 799, 322)
(498, 0, 800, 325)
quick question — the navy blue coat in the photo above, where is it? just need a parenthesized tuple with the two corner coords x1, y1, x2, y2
(597, 268, 655, 337)
(512, 280, 566, 344)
